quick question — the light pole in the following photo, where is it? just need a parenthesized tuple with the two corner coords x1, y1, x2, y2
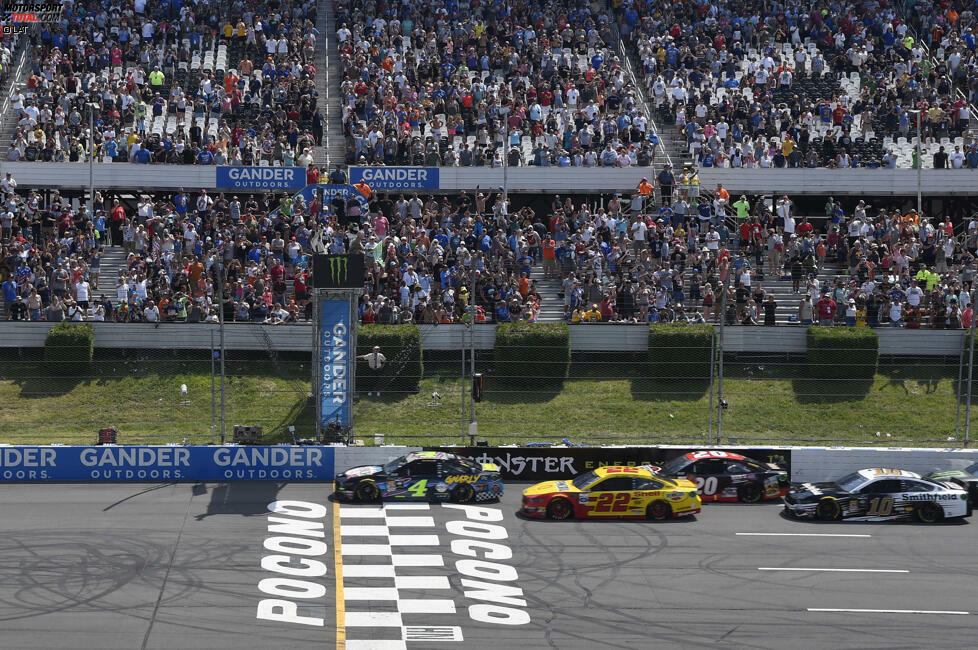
(87, 103, 99, 212)
(911, 108, 922, 215)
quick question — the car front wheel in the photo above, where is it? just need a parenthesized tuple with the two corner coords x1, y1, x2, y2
(354, 481, 380, 502)
(452, 483, 475, 503)
(815, 498, 841, 521)
(546, 498, 573, 520)
(916, 501, 943, 523)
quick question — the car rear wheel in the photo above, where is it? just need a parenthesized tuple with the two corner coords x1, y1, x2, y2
(546, 498, 573, 520)
(916, 501, 943, 523)
(815, 498, 841, 521)
(354, 481, 380, 502)
(452, 483, 475, 503)
(738, 483, 763, 503)
(646, 500, 672, 521)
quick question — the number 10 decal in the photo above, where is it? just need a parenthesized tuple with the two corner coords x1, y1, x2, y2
(694, 476, 718, 495)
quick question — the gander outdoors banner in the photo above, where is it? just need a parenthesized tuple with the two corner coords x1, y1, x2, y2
(0, 446, 335, 481)
(320, 299, 352, 428)
(216, 166, 306, 190)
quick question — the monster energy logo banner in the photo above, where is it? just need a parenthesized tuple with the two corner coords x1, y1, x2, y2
(312, 254, 365, 289)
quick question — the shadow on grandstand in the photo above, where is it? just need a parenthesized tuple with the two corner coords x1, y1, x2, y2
(194, 481, 285, 520)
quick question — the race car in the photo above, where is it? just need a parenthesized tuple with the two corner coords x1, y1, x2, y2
(783, 468, 971, 523)
(650, 450, 789, 503)
(335, 451, 502, 503)
(521, 465, 701, 520)
(927, 463, 978, 505)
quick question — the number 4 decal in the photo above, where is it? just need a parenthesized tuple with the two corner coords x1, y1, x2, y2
(407, 479, 428, 497)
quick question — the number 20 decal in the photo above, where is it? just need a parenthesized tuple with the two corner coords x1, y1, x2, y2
(591, 492, 631, 513)
(694, 476, 718, 495)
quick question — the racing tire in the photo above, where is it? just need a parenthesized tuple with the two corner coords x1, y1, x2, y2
(452, 483, 475, 503)
(646, 500, 672, 521)
(916, 501, 944, 524)
(738, 483, 763, 504)
(354, 481, 380, 502)
(546, 498, 573, 521)
(815, 498, 841, 521)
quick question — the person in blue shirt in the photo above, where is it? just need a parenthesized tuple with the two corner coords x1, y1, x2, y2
(2, 277, 17, 306)
(104, 138, 118, 160)
(133, 147, 152, 163)
(494, 301, 511, 322)
(196, 148, 214, 165)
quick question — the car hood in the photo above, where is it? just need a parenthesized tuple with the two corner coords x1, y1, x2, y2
(787, 481, 846, 502)
(341, 465, 383, 479)
(523, 480, 577, 497)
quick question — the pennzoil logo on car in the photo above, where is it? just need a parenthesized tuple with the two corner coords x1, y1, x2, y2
(444, 474, 479, 484)
(666, 491, 685, 501)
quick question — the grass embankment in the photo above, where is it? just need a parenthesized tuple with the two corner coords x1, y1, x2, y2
(0, 355, 963, 447)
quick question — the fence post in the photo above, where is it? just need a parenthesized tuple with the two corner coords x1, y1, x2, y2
(707, 328, 716, 445)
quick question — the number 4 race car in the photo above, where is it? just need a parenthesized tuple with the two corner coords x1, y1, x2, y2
(783, 468, 972, 523)
(335, 451, 503, 503)
(521, 465, 701, 520)
(650, 450, 789, 503)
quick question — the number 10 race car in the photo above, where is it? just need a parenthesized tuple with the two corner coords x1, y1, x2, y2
(334, 451, 503, 503)
(783, 468, 971, 523)
(521, 465, 701, 520)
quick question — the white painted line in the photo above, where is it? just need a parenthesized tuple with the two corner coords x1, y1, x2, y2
(398, 599, 457, 614)
(394, 575, 451, 590)
(340, 507, 387, 518)
(402, 626, 464, 642)
(345, 611, 403, 627)
(345, 641, 407, 650)
(737, 533, 871, 538)
(341, 525, 391, 537)
(388, 534, 440, 546)
(343, 564, 397, 578)
(808, 608, 969, 615)
(759, 568, 908, 573)
(384, 516, 435, 527)
(391, 554, 445, 567)
(383, 504, 431, 510)
(344, 587, 400, 600)
(342, 544, 392, 556)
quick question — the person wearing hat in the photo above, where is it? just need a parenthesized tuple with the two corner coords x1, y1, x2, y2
(356, 345, 387, 397)
(657, 164, 675, 206)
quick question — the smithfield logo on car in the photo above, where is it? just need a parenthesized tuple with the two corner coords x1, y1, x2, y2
(902, 493, 959, 501)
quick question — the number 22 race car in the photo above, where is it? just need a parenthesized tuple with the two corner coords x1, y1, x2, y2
(650, 450, 789, 503)
(521, 465, 701, 520)
(334, 451, 502, 503)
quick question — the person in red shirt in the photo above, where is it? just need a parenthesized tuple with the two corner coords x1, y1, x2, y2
(110, 200, 126, 247)
(817, 294, 837, 326)
(796, 216, 814, 237)
(306, 165, 320, 185)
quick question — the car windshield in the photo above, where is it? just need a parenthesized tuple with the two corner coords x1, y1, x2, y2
(835, 472, 867, 493)
(571, 471, 599, 490)
(660, 456, 691, 475)
(383, 457, 407, 474)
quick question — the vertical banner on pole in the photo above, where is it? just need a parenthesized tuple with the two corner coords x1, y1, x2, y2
(320, 298, 352, 428)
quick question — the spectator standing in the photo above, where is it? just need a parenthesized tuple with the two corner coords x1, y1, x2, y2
(357, 346, 387, 397)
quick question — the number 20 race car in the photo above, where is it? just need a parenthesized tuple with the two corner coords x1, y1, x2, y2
(521, 465, 701, 520)
(783, 468, 972, 523)
(650, 450, 789, 503)
(334, 451, 503, 503)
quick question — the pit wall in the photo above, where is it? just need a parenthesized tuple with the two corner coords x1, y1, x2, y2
(1, 444, 975, 483)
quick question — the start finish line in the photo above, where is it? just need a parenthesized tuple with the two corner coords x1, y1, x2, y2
(0, 446, 336, 481)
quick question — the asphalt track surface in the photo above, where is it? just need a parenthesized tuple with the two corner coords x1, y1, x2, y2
(1, 483, 976, 650)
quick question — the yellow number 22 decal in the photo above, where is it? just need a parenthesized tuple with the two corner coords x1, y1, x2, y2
(407, 479, 428, 497)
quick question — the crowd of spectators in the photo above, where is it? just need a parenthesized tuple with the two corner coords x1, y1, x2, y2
(0, 159, 972, 329)
(618, 0, 978, 169)
(334, 0, 661, 168)
(6, 0, 323, 165)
